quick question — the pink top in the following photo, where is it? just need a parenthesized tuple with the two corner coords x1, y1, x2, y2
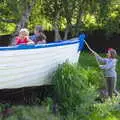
(15, 37, 28, 45)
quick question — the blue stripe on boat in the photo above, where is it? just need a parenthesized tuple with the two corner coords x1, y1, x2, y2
(0, 38, 80, 51)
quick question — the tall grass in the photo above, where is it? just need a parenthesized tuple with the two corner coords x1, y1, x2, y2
(52, 61, 102, 115)
(0, 105, 60, 120)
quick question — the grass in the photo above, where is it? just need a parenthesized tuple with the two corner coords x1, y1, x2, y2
(0, 105, 60, 120)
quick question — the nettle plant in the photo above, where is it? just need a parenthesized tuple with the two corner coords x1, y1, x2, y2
(52, 61, 101, 115)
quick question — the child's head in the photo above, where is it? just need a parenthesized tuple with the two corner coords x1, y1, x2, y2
(19, 28, 29, 38)
(107, 48, 117, 58)
(34, 25, 43, 35)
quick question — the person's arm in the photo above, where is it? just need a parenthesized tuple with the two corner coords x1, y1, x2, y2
(36, 33, 47, 44)
(15, 37, 20, 45)
(27, 39, 35, 44)
(93, 51, 107, 64)
(29, 35, 35, 41)
(37, 39, 46, 44)
(99, 59, 116, 70)
(26, 36, 35, 45)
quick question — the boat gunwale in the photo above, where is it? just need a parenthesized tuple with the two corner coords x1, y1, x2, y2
(0, 38, 79, 51)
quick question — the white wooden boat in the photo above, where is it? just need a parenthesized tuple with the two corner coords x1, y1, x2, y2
(0, 34, 85, 89)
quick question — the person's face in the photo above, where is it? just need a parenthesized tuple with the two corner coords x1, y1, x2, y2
(34, 30, 41, 35)
(107, 51, 111, 58)
(19, 32, 27, 38)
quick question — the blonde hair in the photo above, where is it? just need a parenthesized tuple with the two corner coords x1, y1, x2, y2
(19, 28, 29, 36)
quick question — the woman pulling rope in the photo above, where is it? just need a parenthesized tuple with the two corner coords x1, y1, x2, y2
(84, 40, 119, 98)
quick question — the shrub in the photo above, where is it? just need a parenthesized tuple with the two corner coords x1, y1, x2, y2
(52, 62, 99, 115)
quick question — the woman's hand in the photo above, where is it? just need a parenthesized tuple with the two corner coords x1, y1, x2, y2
(99, 65, 104, 69)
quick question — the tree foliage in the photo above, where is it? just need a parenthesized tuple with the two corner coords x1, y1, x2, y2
(0, 0, 35, 34)
(0, 0, 120, 40)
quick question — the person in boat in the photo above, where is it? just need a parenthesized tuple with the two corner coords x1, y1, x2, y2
(30, 25, 47, 44)
(15, 28, 34, 45)
(93, 48, 119, 98)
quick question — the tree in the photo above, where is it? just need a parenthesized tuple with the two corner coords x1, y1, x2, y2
(0, 0, 36, 44)
(41, 0, 101, 40)
(10, 0, 36, 44)
(103, 0, 120, 37)
(0, 0, 120, 42)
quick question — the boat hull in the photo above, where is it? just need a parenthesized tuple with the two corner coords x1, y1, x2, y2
(0, 38, 80, 89)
